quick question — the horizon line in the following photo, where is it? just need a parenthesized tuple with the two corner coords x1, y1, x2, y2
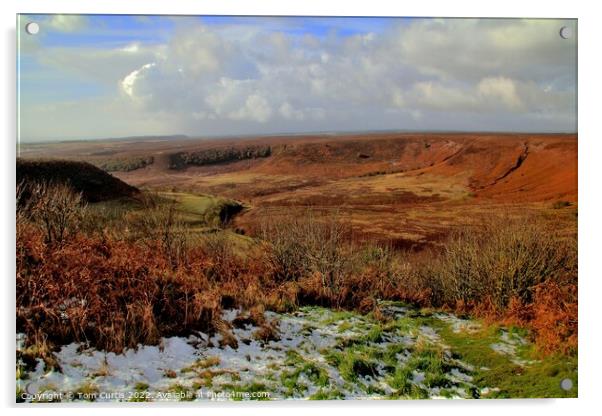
(18, 128, 578, 145)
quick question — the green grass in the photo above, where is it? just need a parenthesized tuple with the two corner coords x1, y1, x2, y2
(326, 349, 379, 383)
(160, 191, 243, 228)
(431, 318, 578, 398)
(337, 321, 353, 333)
(384, 341, 459, 398)
(86, 191, 254, 257)
(388, 366, 429, 399)
(319, 310, 357, 325)
(281, 351, 330, 396)
(16, 382, 25, 403)
(134, 382, 149, 391)
(87, 190, 245, 232)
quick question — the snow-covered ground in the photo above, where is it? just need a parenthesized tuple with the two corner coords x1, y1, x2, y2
(16, 303, 529, 402)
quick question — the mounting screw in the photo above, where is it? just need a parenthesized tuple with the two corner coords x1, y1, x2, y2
(559, 26, 572, 40)
(25, 22, 40, 35)
(560, 378, 573, 391)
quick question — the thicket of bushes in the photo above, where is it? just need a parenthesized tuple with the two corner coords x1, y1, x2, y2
(95, 156, 154, 172)
(258, 211, 577, 355)
(168, 145, 271, 169)
(16, 182, 577, 360)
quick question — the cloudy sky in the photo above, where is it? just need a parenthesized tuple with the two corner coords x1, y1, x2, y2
(18, 15, 577, 142)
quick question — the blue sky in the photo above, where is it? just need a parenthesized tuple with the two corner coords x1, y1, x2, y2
(18, 15, 577, 141)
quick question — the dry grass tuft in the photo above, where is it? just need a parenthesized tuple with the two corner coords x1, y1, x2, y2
(253, 321, 280, 343)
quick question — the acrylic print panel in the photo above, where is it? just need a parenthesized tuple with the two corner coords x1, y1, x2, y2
(16, 14, 577, 402)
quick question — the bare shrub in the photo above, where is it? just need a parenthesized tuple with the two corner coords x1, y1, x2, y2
(260, 210, 350, 291)
(199, 232, 240, 282)
(302, 213, 349, 292)
(426, 215, 577, 311)
(259, 215, 308, 282)
(328, 243, 404, 309)
(260, 210, 417, 309)
(25, 181, 86, 245)
(126, 198, 191, 268)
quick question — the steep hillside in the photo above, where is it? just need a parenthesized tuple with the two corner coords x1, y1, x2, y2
(472, 138, 578, 202)
(254, 136, 463, 178)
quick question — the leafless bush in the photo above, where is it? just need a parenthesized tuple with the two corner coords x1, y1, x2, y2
(352, 244, 396, 277)
(426, 215, 577, 310)
(126, 199, 191, 268)
(199, 232, 239, 282)
(259, 213, 310, 281)
(260, 210, 350, 290)
(24, 181, 86, 245)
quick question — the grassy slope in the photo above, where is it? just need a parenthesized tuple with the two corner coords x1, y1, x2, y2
(85, 190, 254, 253)
(158, 191, 241, 227)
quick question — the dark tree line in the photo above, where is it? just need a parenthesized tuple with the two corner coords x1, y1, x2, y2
(169, 145, 271, 169)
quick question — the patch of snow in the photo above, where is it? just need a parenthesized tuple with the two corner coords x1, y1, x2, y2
(450, 368, 473, 383)
(490, 330, 538, 367)
(435, 313, 482, 334)
(419, 325, 440, 343)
